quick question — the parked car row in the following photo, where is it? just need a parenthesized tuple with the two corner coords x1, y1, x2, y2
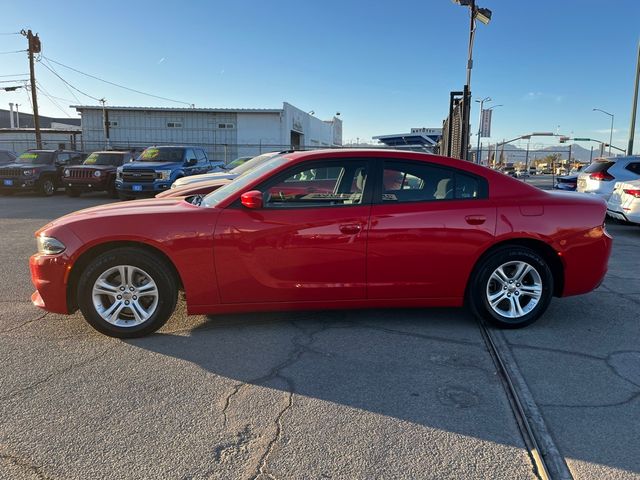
(0, 146, 230, 198)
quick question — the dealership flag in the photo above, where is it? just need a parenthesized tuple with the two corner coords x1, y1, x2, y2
(480, 109, 492, 138)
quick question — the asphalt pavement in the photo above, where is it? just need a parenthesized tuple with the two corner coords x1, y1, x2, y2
(0, 184, 638, 479)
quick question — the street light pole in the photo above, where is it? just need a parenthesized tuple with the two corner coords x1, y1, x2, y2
(453, 0, 492, 161)
(593, 108, 614, 156)
(628, 39, 639, 155)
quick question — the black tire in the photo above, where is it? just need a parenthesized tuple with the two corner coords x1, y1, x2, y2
(118, 192, 134, 201)
(76, 247, 178, 338)
(468, 246, 553, 329)
(39, 177, 56, 196)
(108, 180, 118, 198)
(66, 187, 81, 197)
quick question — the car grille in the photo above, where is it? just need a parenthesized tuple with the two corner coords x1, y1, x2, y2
(67, 169, 95, 179)
(0, 168, 22, 178)
(122, 170, 156, 183)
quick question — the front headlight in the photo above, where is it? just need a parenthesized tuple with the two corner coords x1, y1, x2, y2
(24, 169, 35, 176)
(157, 169, 172, 181)
(116, 167, 123, 180)
(93, 170, 102, 178)
(63, 169, 70, 177)
(36, 236, 66, 255)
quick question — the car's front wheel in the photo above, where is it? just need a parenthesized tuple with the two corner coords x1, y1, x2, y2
(39, 178, 55, 196)
(77, 248, 178, 338)
(468, 247, 553, 328)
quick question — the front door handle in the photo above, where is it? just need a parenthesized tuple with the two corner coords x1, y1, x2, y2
(465, 215, 486, 225)
(339, 224, 362, 235)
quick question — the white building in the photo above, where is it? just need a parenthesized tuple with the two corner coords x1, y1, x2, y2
(73, 102, 342, 162)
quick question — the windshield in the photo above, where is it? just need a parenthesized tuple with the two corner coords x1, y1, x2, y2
(230, 152, 279, 175)
(17, 152, 54, 165)
(137, 147, 185, 163)
(84, 153, 123, 166)
(202, 154, 289, 207)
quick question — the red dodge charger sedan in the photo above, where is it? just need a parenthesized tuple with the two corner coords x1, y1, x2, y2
(30, 150, 612, 338)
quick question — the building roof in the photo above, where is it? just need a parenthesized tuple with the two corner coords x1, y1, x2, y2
(71, 105, 282, 114)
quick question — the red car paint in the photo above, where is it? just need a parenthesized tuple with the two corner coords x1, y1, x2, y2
(30, 149, 612, 318)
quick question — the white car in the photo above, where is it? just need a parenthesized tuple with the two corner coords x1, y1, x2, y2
(170, 152, 281, 189)
(577, 156, 640, 200)
(607, 179, 640, 224)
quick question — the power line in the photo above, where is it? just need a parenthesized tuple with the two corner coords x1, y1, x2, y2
(0, 73, 29, 77)
(0, 49, 27, 55)
(38, 60, 102, 102)
(42, 55, 193, 107)
(40, 57, 81, 103)
(0, 31, 21, 35)
(35, 82, 72, 118)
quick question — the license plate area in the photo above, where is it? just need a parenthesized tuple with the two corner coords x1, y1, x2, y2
(132, 184, 143, 192)
(3, 179, 13, 186)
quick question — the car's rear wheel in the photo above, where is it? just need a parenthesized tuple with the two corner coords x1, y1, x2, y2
(77, 248, 178, 338)
(468, 247, 553, 328)
(39, 178, 55, 196)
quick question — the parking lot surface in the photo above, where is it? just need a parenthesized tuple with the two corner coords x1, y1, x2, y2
(1, 188, 639, 479)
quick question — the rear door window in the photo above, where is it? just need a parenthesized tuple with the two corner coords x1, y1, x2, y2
(380, 160, 487, 203)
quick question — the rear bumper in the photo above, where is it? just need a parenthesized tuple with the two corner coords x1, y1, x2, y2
(29, 253, 72, 314)
(561, 227, 613, 297)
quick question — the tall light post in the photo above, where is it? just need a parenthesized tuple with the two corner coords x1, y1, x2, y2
(593, 108, 614, 156)
(475, 96, 491, 163)
(452, 0, 492, 161)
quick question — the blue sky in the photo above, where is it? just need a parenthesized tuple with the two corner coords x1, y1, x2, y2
(1, 0, 639, 152)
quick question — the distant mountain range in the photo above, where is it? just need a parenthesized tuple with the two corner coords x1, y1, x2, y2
(475, 143, 610, 164)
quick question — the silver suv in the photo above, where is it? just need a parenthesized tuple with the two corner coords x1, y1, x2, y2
(577, 156, 640, 200)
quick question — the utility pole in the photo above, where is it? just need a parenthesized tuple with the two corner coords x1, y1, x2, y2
(21, 29, 42, 148)
(628, 39, 639, 155)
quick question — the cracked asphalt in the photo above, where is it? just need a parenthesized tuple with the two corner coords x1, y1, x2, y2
(1, 189, 639, 479)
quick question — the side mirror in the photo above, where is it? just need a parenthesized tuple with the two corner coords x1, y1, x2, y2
(240, 190, 263, 209)
(186, 158, 197, 167)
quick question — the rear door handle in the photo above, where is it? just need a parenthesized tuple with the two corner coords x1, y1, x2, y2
(465, 215, 486, 225)
(339, 224, 362, 234)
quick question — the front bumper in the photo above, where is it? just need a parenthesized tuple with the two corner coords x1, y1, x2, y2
(116, 180, 173, 196)
(29, 253, 72, 314)
(64, 178, 110, 191)
(0, 177, 37, 190)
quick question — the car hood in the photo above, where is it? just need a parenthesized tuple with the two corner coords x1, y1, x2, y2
(123, 161, 181, 170)
(69, 164, 116, 171)
(174, 171, 239, 187)
(38, 197, 194, 233)
(1, 162, 49, 169)
(157, 178, 232, 198)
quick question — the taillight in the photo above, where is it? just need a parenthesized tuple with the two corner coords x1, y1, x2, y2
(623, 189, 640, 198)
(589, 171, 614, 181)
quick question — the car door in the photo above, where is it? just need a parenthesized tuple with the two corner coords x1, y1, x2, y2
(367, 158, 496, 300)
(214, 158, 373, 304)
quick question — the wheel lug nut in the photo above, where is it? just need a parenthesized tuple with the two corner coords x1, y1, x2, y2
(507, 293, 511, 297)
(125, 300, 129, 305)
(133, 296, 137, 300)
(130, 287, 135, 292)
(117, 295, 122, 300)
(120, 286, 125, 291)
(509, 280, 513, 284)
(503, 286, 507, 290)
(516, 283, 521, 287)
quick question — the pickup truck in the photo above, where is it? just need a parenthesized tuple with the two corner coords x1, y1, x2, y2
(115, 146, 221, 199)
(0, 149, 86, 196)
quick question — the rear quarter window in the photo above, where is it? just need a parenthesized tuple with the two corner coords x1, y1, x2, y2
(624, 162, 640, 175)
